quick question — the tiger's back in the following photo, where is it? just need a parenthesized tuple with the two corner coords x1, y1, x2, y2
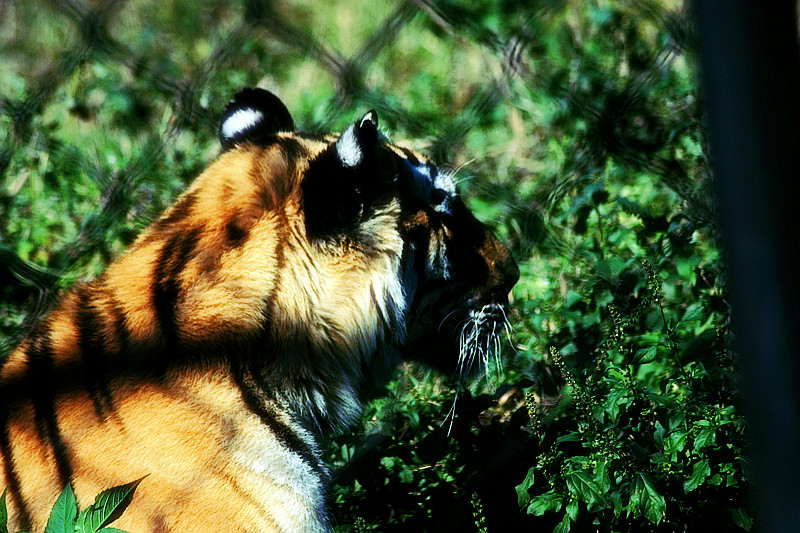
(1, 89, 518, 532)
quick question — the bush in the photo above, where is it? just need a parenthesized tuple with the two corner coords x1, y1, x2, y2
(1, 1, 750, 531)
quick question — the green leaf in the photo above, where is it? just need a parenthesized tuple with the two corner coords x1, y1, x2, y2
(565, 471, 608, 508)
(75, 478, 144, 533)
(565, 497, 579, 522)
(595, 460, 612, 493)
(1, 488, 8, 533)
(634, 344, 660, 364)
(616, 197, 651, 219)
(527, 490, 563, 516)
(653, 421, 666, 448)
(516, 468, 536, 508)
(556, 432, 583, 445)
(694, 426, 716, 450)
(630, 474, 666, 525)
(589, 6, 614, 25)
(731, 508, 753, 531)
(45, 484, 77, 533)
(605, 381, 631, 407)
(553, 514, 572, 533)
(664, 429, 688, 459)
(398, 468, 414, 484)
(680, 302, 705, 324)
(596, 258, 626, 282)
(683, 461, 711, 493)
(604, 385, 632, 423)
(609, 490, 624, 516)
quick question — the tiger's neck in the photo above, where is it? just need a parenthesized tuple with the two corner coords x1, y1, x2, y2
(2, 242, 408, 435)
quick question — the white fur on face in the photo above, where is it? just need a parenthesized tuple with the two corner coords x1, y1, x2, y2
(406, 160, 456, 214)
(427, 233, 451, 280)
(221, 108, 264, 142)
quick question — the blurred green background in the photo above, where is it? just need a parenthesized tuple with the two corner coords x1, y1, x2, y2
(1, 0, 750, 531)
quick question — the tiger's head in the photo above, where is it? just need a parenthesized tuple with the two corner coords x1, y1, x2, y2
(132, 88, 518, 429)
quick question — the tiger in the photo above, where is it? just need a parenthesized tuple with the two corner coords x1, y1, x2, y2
(0, 88, 519, 532)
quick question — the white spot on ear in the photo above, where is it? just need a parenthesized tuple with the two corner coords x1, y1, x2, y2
(336, 125, 363, 168)
(360, 111, 377, 129)
(221, 108, 264, 142)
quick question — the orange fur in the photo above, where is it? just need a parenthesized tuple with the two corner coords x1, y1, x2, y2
(1, 94, 518, 532)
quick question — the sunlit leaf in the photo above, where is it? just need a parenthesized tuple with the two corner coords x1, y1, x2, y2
(44, 484, 77, 533)
(75, 478, 143, 533)
(1, 488, 8, 533)
(566, 471, 608, 508)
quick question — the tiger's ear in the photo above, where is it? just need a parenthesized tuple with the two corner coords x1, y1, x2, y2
(303, 110, 389, 238)
(334, 110, 379, 168)
(218, 88, 295, 150)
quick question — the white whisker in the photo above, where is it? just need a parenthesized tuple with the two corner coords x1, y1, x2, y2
(443, 303, 512, 435)
(438, 309, 461, 333)
(447, 159, 477, 187)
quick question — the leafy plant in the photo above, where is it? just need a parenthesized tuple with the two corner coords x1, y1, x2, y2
(1, 0, 752, 531)
(325, 1, 750, 531)
(515, 261, 750, 531)
(0, 479, 142, 533)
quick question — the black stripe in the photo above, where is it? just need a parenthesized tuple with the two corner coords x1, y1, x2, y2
(151, 228, 201, 358)
(230, 361, 324, 478)
(256, 138, 303, 211)
(0, 409, 32, 530)
(75, 285, 116, 418)
(25, 328, 74, 489)
(106, 291, 131, 352)
(276, 136, 304, 168)
(404, 230, 434, 310)
(262, 222, 287, 320)
(399, 147, 420, 166)
(229, 216, 324, 477)
(224, 218, 248, 247)
(152, 191, 198, 231)
(369, 284, 389, 331)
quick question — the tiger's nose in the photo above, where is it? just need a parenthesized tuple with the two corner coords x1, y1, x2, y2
(503, 254, 520, 293)
(492, 254, 519, 302)
(483, 232, 520, 301)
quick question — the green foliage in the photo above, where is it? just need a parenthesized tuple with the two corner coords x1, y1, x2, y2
(322, 1, 750, 531)
(0, 480, 140, 533)
(1, 489, 8, 533)
(1, 0, 750, 532)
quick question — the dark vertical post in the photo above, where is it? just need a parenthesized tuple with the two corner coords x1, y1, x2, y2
(694, 1, 800, 531)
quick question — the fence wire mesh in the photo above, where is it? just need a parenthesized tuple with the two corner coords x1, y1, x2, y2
(1, 0, 699, 345)
(1, 1, 747, 531)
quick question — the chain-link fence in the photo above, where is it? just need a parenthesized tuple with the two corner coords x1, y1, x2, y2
(0, 0, 497, 337)
(0, 0, 700, 340)
(2, 1, 753, 531)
